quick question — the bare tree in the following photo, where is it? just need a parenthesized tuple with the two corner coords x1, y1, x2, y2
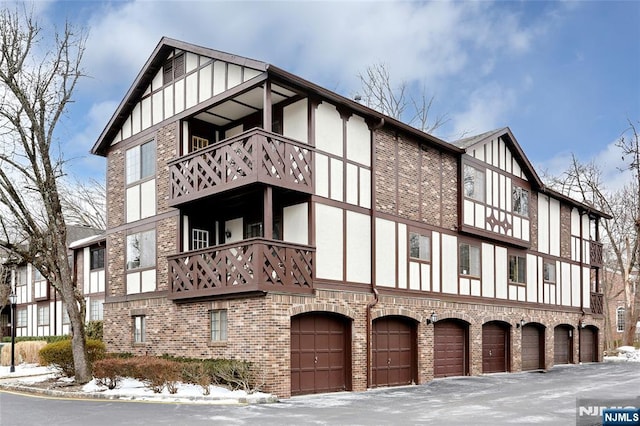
(60, 178, 106, 230)
(356, 62, 448, 134)
(549, 120, 640, 347)
(0, 9, 92, 382)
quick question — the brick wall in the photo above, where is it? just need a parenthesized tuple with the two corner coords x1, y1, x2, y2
(375, 127, 457, 228)
(102, 288, 604, 398)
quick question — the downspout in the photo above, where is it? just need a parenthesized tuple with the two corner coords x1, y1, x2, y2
(366, 118, 384, 388)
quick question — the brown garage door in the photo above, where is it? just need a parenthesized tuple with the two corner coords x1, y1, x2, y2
(580, 327, 597, 363)
(291, 313, 350, 396)
(554, 325, 573, 365)
(482, 322, 509, 373)
(372, 316, 416, 387)
(522, 324, 544, 371)
(434, 320, 468, 378)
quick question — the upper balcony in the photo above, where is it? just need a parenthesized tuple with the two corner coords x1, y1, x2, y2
(168, 128, 313, 206)
(168, 238, 314, 300)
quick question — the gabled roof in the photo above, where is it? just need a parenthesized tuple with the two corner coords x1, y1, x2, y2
(91, 37, 461, 156)
(452, 126, 544, 189)
(452, 127, 611, 219)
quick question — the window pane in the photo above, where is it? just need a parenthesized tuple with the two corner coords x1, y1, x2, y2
(139, 231, 156, 268)
(127, 230, 156, 269)
(126, 146, 140, 184)
(126, 234, 141, 269)
(469, 245, 480, 276)
(140, 140, 156, 179)
(91, 247, 105, 270)
(134, 316, 145, 343)
(513, 186, 529, 216)
(459, 244, 469, 274)
(410, 233, 420, 258)
(211, 310, 228, 341)
(464, 165, 484, 202)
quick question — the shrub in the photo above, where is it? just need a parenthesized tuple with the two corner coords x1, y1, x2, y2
(39, 339, 106, 377)
(0, 341, 47, 365)
(85, 321, 103, 341)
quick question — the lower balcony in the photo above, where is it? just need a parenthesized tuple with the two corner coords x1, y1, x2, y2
(168, 238, 314, 300)
(590, 292, 604, 315)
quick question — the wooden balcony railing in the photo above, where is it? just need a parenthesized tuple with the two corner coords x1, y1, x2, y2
(168, 238, 314, 300)
(168, 128, 313, 205)
(590, 292, 604, 315)
(590, 240, 603, 267)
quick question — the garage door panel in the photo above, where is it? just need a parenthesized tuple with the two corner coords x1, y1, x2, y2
(522, 325, 544, 370)
(483, 322, 509, 373)
(434, 320, 467, 378)
(580, 328, 597, 363)
(554, 326, 572, 365)
(372, 317, 417, 387)
(291, 313, 349, 396)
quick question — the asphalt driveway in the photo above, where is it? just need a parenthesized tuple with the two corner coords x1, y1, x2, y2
(1, 362, 639, 425)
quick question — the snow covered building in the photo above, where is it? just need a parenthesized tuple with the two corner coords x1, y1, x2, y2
(90, 37, 608, 397)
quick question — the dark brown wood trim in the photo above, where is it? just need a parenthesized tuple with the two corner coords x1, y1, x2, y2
(459, 224, 530, 249)
(106, 210, 179, 236)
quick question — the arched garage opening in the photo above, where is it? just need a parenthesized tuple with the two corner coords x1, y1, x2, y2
(434, 319, 470, 378)
(372, 316, 418, 387)
(290, 312, 352, 396)
(580, 325, 598, 363)
(554, 324, 574, 365)
(521, 323, 545, 371)
(482, 321, 511, 373)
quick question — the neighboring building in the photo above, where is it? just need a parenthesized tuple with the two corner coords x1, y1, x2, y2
(0, 226, 104, 339)
(91, 37, 609, 397)
(602, 267, 640, 349)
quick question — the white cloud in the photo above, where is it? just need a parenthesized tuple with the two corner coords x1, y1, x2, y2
(448, 83, 516, 140)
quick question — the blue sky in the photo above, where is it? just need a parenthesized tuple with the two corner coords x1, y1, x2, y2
(26, 0, 640, 188)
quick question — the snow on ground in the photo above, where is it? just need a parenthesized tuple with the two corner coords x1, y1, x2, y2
(604, 346, 640, 362)
(0, 363, 275, 403)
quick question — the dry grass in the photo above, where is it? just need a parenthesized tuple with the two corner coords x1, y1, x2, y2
(1, 341, 47, 366)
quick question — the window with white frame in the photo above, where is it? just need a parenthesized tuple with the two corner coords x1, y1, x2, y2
(38, 305, 50, 326)
(463, 164, 485, 202)
(616, 307, 625, 333)
(33, 267, 48, 300)
(17, 308, 27, 328)
(543, 261, 556, 283)
(126, 230, 156, 294)
(210, 310, 228, 342)
(509, 254, 526, 284)
(409, 232, 431, 261)
(133, 316, 146, 343)
(512, 185, 529, 216)
(125, 140, 156, 222)
(192, 229, 209, 250)
(126, 230, 156, 270)
(15, 267, 27, 303)
(459, 243, 481, 276)
(90, 299, 104, 321)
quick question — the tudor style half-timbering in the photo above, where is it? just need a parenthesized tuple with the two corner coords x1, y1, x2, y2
(91, 38, 609, 398)
(0, 228, 105, 340)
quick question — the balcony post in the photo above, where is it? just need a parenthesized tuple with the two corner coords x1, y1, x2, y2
(263, 80, 272, 132)
(264, 186, 273, 240)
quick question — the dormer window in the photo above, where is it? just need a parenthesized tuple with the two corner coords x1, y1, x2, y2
(512, 185, 529, 216)
(463, 164, 484, 202)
